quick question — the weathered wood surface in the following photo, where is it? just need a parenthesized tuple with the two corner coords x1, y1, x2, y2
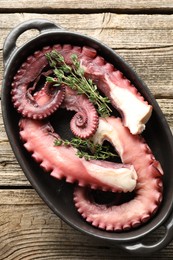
(1, 0, 173, 12)
(0, 2, 173, 259)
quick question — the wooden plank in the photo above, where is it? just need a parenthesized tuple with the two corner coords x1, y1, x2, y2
(0, 189, 173, 259)
(1, 13, 173, 97)
(2, 12, 173, 30)
(1, 13, 173, 50)
(0, 0, 173, 13)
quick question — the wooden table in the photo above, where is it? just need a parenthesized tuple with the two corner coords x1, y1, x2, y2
(0, 1, 173, 259)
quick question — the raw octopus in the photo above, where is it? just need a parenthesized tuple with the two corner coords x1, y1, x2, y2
(11, 44, 152, 136)
(10, 43, 163, 231)
(19, 118, 137, 192)
(74, 117, 163, 231)
(11, 47, 65, 120)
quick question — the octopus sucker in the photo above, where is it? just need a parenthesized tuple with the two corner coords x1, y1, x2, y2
(15, 84, 65, 120)
(11, 44, 152, 135)
(19, 118, 137, 192)
(11, 49, 67, 120)
(79, 50, 152, 134)
(61, 85, 99, 138)
(73, 117, 163, 231)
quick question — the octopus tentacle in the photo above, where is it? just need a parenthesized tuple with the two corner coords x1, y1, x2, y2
(79, 52, 152, 135)
(73, 117, 163, 231)
(11, 44, 152, 133)
(61, 85, 99, 138)
(19, 118, 137, 193)
(11, 46, 65, 119)
(53, 44, 152, 134)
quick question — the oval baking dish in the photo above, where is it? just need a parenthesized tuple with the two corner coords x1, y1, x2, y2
(1, 19, 173, 255)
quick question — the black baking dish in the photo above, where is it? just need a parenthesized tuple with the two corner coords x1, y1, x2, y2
(1, 19, 173, 255)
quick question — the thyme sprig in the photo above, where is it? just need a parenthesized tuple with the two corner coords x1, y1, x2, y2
(55, 137, 117, 161)
(45, 50, 112, 117)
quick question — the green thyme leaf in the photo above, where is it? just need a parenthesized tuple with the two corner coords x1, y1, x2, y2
(45, 50, 112, 117)
(54, 137, 118, 161)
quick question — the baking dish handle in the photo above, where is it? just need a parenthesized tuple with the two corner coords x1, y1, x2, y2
(3, 19, 64, 68)
(120, 211, 173, 255)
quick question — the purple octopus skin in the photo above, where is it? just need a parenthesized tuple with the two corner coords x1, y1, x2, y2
(11, 47, 65, 120)
(73, 117, 163, 231)
(11, 44, 152, 135)
(53, 44, 152, 134)
(19, 118, 137, 193)
(61, 85, 99, 139)
(79, 51, 152, 135)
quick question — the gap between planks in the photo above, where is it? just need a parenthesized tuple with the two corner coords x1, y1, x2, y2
(1, 0, 173, 15)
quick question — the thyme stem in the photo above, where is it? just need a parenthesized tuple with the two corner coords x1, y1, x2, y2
(54, 137, 118, 161)
(45, 50, 112, 117)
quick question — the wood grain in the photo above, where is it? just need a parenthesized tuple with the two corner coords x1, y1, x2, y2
(0, 0, 173, 13)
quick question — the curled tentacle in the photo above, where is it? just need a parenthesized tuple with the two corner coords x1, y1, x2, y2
(11, 44, 152, 133)
(11, 47, 65, 119)
(61, 85, 99, 139)
(73, 117, 163, 231)
(54, 44, 152, 134)
(19, 118, 137, 193)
